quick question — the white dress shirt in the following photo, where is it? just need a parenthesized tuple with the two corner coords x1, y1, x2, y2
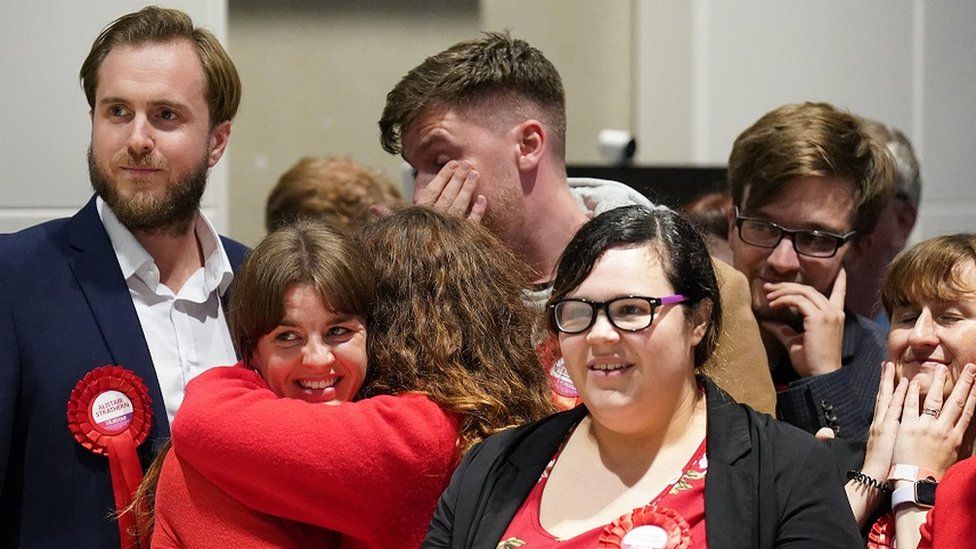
(97, 197, 237, 425)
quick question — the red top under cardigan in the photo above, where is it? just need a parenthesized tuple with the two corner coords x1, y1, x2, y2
(153, 364, 460, 549)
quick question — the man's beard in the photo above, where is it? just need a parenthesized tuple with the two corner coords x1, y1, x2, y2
(89, 146, 208, 236)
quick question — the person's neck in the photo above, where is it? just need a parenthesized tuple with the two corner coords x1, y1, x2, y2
(514, 169, 587, 284)
(587, 379, 705, 478)
(132, 215, 204, 294)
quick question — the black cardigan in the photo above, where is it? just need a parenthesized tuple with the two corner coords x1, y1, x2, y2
(423, 379, 862, 548)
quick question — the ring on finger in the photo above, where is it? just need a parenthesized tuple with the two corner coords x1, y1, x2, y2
(922, 408, 941, 418)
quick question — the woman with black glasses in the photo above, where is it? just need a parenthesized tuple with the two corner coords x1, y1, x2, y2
(424, 206, 861, 549)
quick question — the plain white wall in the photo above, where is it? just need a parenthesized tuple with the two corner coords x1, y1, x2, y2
(0, 0, 229, 233)
(3, 1, 973, 241)
(634, 0, 975, 240)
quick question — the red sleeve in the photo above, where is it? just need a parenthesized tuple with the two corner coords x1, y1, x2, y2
(920, 457, 976, 549)
(170, 365, 460, 541)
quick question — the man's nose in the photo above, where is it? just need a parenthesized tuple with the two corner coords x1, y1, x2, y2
(766, 237, 801, 274)
(126, 115, 155, 156)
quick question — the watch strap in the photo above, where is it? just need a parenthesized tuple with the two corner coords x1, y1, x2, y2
(891, 480, 937, 510)
(888, 463, 941, 482)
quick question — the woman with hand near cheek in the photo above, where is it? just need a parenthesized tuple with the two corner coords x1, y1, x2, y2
(836, 234, 976, 548)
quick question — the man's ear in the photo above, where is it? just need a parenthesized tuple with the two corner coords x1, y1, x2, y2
(690, 298, 713, 346)
(207, 121, 232, 167)
(514, 119, 545, 172)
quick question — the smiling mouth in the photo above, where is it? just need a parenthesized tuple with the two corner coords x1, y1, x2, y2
(297, 377, 340, 391)
(588, 363, 633, 377)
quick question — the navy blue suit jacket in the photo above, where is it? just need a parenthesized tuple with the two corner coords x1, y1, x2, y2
(0, 197, 248, 548)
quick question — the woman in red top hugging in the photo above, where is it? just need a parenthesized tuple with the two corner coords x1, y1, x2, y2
(147, 210, 553, 548)
(425, 206, 861, 548)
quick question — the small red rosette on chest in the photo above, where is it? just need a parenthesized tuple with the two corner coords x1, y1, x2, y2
(67, 365, 153, 549)
(599, 505, 692, 549)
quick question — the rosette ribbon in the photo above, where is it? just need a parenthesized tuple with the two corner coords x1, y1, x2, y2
(67, 366, 153, 549)
(598, 505, 692, 549)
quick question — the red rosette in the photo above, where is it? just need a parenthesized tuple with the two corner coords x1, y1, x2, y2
(867, 512, 895, 549)
(599, 505, 692, 549)
(67, 365, 152, 549)
(67, 365, 152, 454)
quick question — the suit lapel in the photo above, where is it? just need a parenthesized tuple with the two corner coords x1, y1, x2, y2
(704, 379, 757, 548)
(65, 198, 170, 439)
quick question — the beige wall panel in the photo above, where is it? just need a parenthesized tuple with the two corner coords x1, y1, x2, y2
(228, 0, 480, 246)
(481, 0, 634, 165)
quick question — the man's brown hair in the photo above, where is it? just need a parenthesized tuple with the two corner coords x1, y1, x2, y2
(728, 102, 894, 234)
(265, 156, 403, 234)
(379, 31, 566, 159)
(79, 5, 241, 126)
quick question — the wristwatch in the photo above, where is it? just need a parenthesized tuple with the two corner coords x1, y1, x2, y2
(891, 478, 937, 509)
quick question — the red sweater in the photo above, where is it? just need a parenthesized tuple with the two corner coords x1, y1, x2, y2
(918, 456, 976, 549)
(160, 364, 461, 549)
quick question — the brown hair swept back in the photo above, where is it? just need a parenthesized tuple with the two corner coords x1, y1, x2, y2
(265, 156, 403, 234)
(881, 234, 976, 318)
(379, 31, 566, 159)
(357, 207, 555, 452)
(79, 5, 241, 126)
(728, 102, 894, 234)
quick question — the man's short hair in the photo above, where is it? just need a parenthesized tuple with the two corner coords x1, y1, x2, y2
(79, 5, 241, 126)
(728, 102, 895, 234)
(379, 31, 566, 159)
(265, 156, 402, 234)
(860, 118, 922, 208)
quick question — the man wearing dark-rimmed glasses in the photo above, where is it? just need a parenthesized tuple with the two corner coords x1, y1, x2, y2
(726, 102, 895, 442)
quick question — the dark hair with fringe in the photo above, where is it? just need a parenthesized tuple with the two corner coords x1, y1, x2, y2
(357, 207, 555, 452)
(548, 206, 721, 369)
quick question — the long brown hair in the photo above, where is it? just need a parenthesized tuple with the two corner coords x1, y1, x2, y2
(357, 207, 555, 451)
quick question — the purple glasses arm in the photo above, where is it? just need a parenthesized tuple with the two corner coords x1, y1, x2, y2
(659, 294, 687, 305)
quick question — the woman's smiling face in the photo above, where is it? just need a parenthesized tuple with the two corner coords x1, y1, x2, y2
(557, 245, 704, 424)
(251, 284, 368, 404)
(888, 261, 976, 399)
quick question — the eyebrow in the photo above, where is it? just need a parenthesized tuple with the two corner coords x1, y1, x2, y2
(276, 313, 361, 327)
(97, 96, 192, 112)
(749, 208, 850, 234)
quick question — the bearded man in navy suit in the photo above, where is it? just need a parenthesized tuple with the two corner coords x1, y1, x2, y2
(0, 7, 248, 547)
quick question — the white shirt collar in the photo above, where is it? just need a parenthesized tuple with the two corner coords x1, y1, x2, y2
(97, 196, 234, 298)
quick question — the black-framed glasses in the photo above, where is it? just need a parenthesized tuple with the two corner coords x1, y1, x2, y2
(734, 207, 856, 258)
(548, 295, 687, 334)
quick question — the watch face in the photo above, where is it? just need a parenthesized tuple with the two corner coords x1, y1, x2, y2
(916, 479, 937, 507)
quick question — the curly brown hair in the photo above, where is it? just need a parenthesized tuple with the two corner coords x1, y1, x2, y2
(357, 207, 555, 451)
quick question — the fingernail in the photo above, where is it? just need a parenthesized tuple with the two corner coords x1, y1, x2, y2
(447, 160, 459, 169)
(459, 160, 471, 170)
(468, 170, 479, 181)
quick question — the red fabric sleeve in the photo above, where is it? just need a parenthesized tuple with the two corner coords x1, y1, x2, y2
(170, 365, 460, 544)
(918, 456, 976, 549)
